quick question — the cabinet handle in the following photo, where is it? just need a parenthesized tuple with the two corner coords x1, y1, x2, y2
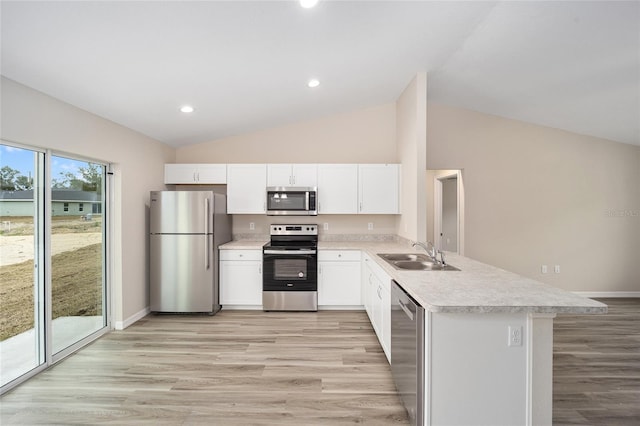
(359, 202, 362, 212)
(259, 265, 262, 274)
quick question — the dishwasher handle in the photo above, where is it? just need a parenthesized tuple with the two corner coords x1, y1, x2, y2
(398, 298, 414, 321)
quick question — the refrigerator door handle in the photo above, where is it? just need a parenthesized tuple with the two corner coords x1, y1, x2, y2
(205, 198, 210, 269)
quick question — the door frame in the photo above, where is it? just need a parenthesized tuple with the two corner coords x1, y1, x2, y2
(433, 170, 464, 255)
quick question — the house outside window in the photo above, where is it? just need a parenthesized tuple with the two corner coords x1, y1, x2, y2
(79, 203, 84, 212)
(63, 202, 69, 212)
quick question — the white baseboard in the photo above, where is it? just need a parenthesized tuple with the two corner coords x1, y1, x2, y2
(221, 305, 263, 310)
(319, 305, 366, 310)
(114, 306, 150, 330)
(574, 291, 640, 298)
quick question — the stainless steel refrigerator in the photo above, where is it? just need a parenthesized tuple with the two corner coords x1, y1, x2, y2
(149, 191, 231, 314)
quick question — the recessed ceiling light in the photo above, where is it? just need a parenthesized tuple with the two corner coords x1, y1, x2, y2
(307, 79, 320, 88)
(300, 0, 319, 9)
(180, 105, 195, 113)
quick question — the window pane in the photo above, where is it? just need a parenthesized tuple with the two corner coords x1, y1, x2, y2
(50, 155, 106, 354)
(0, 144, 45, 386)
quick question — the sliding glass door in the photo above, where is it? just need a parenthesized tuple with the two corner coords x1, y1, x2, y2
(50, 155, 107, 354)
(0, 143, 109, 391)
(0, 144, 45, 386)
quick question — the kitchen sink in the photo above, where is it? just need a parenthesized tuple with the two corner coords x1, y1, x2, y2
(377, 253, 460, 271)
(393, 261, 460, 271)
(378, 253, 433, 262)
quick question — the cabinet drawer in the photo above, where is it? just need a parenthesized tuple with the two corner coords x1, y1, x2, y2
(219, 250, 262, 261)
(318, 250, 361, 262)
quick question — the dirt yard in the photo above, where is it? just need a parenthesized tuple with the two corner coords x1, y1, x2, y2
(0, 216, 104, 341)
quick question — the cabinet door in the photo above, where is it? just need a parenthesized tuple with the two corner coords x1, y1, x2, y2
(317, 164, 358, 214)
(227, 164, 267, 214)
(292, 164, 317, 187)
(380, 284, 391, 361)
(358, 164, 399, 214)
(197, 164, 227, 184)
(164, 164, 197, 184)
(267, 164, 317, 187)
(266, 164, 293, 187)
(362, 256, 375, 322)
(318, 261, 361, 306)
(220, 260, 262, 306)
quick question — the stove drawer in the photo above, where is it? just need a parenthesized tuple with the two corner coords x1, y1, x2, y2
(220, 249, 262, 261)
(318, 250, 361, 262)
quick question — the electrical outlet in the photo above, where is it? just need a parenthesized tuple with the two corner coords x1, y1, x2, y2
(508, 326, 523, 347)
(554, 265, 561, 274)
(541, 265, 548, 274)
(249, 222, 255, 230)
(323, 223, 329, 231)
(367, 222, 374, 230)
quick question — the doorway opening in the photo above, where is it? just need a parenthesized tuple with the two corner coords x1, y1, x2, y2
(428, 170, 464, 255)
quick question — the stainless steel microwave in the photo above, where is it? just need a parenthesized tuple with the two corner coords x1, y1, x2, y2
(266, 187, 317, 216)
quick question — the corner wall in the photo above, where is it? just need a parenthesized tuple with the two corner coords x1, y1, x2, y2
(396, 73, 427, 242)
(0, 77, 175, 326)
(427, 103, 640, 293)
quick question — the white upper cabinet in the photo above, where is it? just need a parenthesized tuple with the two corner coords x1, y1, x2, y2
(317, 164, 358, 214)
(226, 164, 267, 214)
(358, 164, 400, 214)
(267, 164, 317, 187)
(164, 164, 227, 184)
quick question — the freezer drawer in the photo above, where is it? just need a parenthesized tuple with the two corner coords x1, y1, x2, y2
(150, 234, 216, 313)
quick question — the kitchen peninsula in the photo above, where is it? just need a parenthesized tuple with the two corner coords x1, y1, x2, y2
(220, 239, 607, 426)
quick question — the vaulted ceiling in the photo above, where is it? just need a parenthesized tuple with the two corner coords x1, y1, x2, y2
(1, 1, 638, 148)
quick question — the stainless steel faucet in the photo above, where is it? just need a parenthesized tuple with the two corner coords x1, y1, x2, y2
(412, 241, 446, 265)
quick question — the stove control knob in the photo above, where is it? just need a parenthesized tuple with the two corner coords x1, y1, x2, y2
(298, 272, 304, 278)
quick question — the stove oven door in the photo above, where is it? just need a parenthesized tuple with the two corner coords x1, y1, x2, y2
(262, 249, 317, 291)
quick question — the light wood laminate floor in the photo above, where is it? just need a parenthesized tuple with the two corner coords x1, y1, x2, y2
(1, 310, 409, 425)
(553, 298, 640, 426)
(2, 299, 639, 425)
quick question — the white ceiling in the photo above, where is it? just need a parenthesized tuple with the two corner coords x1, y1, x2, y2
(1, 1, 638, 148)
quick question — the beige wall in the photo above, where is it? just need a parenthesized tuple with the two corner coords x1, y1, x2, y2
(427, 103, 640, 293)
(1, 77, 175, 326)
(396, 73, 428, 242)
(176, 103, 399, 237)
(177, 103, 396, 164)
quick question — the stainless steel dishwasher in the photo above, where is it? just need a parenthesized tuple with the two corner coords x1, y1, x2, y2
(391, 280, 425, 426)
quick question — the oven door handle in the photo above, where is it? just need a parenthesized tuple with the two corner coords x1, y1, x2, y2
(263, 249, 317, 255)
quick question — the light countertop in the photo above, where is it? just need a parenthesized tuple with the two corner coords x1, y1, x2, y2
(220, 239, 608, 315)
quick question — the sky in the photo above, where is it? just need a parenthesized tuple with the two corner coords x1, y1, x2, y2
(0, 144, 96, 183)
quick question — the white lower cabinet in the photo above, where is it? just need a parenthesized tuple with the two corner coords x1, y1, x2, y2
(362, 253, 391, 361)
(318, 250, 361, 307)
(219, 249, 262, 308)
